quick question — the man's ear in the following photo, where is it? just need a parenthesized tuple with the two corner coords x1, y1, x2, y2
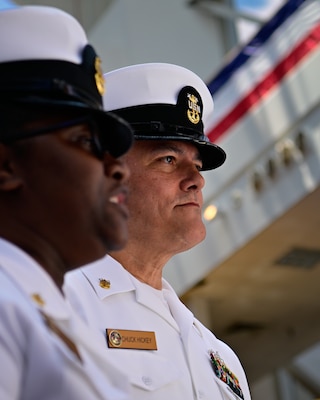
(0, 143, 24, 191)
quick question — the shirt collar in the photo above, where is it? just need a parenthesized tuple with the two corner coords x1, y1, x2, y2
(0, 237, 69, 320)
(80, 255, 135, 299)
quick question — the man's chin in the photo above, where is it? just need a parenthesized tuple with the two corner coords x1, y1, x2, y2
(174, 231, 206, 255)
(101, 225, 128, 253)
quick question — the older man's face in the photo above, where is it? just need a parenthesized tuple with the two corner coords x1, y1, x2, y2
(123, 140, 206, 256)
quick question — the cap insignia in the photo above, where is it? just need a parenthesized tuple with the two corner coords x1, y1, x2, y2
(94, 56, 105, 95)
(187, 92, 201, 124)
(82, 44, 105, 96)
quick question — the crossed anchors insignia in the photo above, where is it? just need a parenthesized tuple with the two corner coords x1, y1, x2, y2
(187, 93, 201, 124)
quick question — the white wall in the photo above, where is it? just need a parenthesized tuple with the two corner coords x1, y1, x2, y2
(89, 0, 226, 82)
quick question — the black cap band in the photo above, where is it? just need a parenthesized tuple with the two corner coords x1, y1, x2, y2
(0, 60, 101, 109)
(111, 85, 226, 170)
(0, 45, 104, 109)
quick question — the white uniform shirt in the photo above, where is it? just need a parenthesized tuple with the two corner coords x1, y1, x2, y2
(0, 238, 130, 400)
(64, 255, 251, 400)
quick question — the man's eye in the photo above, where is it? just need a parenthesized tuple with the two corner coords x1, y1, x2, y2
(73, 134, 99, 155)
(80, 136, 95, 149)
(163, 155, 174, 164)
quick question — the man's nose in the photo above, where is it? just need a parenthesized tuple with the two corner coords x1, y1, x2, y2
(180, 165, 205, 192)
(103, 154, 130, 182)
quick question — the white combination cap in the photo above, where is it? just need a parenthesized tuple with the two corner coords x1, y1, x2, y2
(0, 5, 133, 157)
(103, 63, 226, 170)
(0, 5, 87, 65)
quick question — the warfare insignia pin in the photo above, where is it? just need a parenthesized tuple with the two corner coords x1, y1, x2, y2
(209, 350, 244, 399)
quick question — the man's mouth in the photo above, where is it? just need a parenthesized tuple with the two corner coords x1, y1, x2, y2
(109, 191, 127, 205)
(177, 201, 200, 207)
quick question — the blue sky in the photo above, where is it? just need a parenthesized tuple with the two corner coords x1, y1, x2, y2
(236, 0, 286, 16)
(236, 0, 269, 8)
(235, 0, 286, 42)
(0, 0, 16, 9)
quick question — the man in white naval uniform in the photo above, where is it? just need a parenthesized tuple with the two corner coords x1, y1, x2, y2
(0, 6, 134, 400)
(64, 63, 251, 400)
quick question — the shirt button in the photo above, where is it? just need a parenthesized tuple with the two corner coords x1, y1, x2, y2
(142, 376, 153, 386)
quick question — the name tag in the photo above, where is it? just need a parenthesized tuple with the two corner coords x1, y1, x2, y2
(106, 328, 157, 350)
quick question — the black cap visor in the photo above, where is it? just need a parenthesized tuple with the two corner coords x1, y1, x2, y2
(134, 131, 226, 171)
(128, 118, 226, 170)
(0, 57, 133, 157)
(113, 104, 226, 170)
(0, 98, 133, 158)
